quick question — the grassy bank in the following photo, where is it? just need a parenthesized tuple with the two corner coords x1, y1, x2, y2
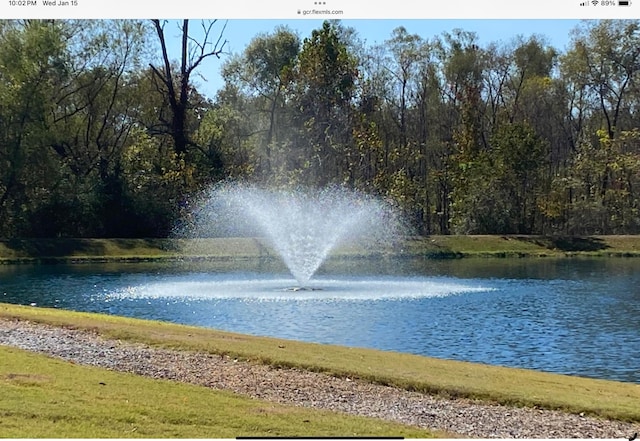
(3, 235, 640, 264)
(0, 345, 438, 438)
(0, 237, 268, 264)
(2, 303, 639, 425)
(400, 234, 640, 258)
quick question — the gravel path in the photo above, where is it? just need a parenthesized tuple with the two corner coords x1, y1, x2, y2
(1, 318, 638, 438)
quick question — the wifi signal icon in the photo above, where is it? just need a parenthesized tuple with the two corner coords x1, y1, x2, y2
(592, 0, 599, 4)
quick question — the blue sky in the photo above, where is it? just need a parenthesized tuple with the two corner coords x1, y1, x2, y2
(168, 19, 585, 99)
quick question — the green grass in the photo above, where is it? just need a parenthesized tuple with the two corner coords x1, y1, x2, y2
(0, 237, 272, 263)
(2, 303, 640, 425)
(400, 235, 640, 257)
(0, 345, 438, 438)
(5, 235, 640, 264)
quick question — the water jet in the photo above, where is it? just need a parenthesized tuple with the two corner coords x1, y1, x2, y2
(179, 183, 403, 286)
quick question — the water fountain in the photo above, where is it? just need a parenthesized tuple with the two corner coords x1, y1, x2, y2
(6, 184, 635, 382)
(179, 182, 403, 286)
(3, 181, 524, 376)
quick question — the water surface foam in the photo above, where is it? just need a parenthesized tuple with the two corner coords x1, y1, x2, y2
(105, 274, 495, 302)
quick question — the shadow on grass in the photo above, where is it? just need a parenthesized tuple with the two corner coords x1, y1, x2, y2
(0, 238, 176, 258)
(515, 236, 610, 252)
(1, 238, 106, 257)
(108, 238, 180, 252)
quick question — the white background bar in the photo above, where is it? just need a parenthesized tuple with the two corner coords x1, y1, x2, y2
(0, 0, 638, 19)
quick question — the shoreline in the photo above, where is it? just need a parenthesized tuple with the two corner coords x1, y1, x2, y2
(3, 235, 640, 265)
(2, 317, 639, 439)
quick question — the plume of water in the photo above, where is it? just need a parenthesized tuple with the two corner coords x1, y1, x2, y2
(178, 182, 403, 286)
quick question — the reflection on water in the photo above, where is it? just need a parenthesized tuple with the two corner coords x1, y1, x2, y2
(1, 257, 639, 383)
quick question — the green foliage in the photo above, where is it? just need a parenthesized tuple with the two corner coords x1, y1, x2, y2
(550, 129, 640, 234)
(223, 25, 300, 98)
(284, 21, 360, 186)
(0, 20, 67, 237)
(451, 123, 548, 234)
(219, 27, 300, 180)
(2, 19, 640, 237)
(120, 128, 194, 236)
(562, 20, 640, 140)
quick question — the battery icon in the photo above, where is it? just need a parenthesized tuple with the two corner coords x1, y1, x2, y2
(619, 0, 630, 5)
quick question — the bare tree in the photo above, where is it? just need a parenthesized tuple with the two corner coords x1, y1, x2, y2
(150, 19, 227, 155)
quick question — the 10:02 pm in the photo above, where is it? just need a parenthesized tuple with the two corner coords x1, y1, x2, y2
(8, 0, 38, 5)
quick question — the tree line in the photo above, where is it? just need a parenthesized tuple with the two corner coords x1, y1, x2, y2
(1, 19, 639, 238)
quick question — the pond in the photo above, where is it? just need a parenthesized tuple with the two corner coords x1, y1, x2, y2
(1, 256, 639, 383)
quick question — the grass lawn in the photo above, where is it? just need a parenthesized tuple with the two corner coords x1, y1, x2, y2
(0, 345, 438, 438)
(1, 303, 639, 426)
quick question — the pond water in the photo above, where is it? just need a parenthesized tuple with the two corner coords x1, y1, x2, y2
(1, 257, 639, 383)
